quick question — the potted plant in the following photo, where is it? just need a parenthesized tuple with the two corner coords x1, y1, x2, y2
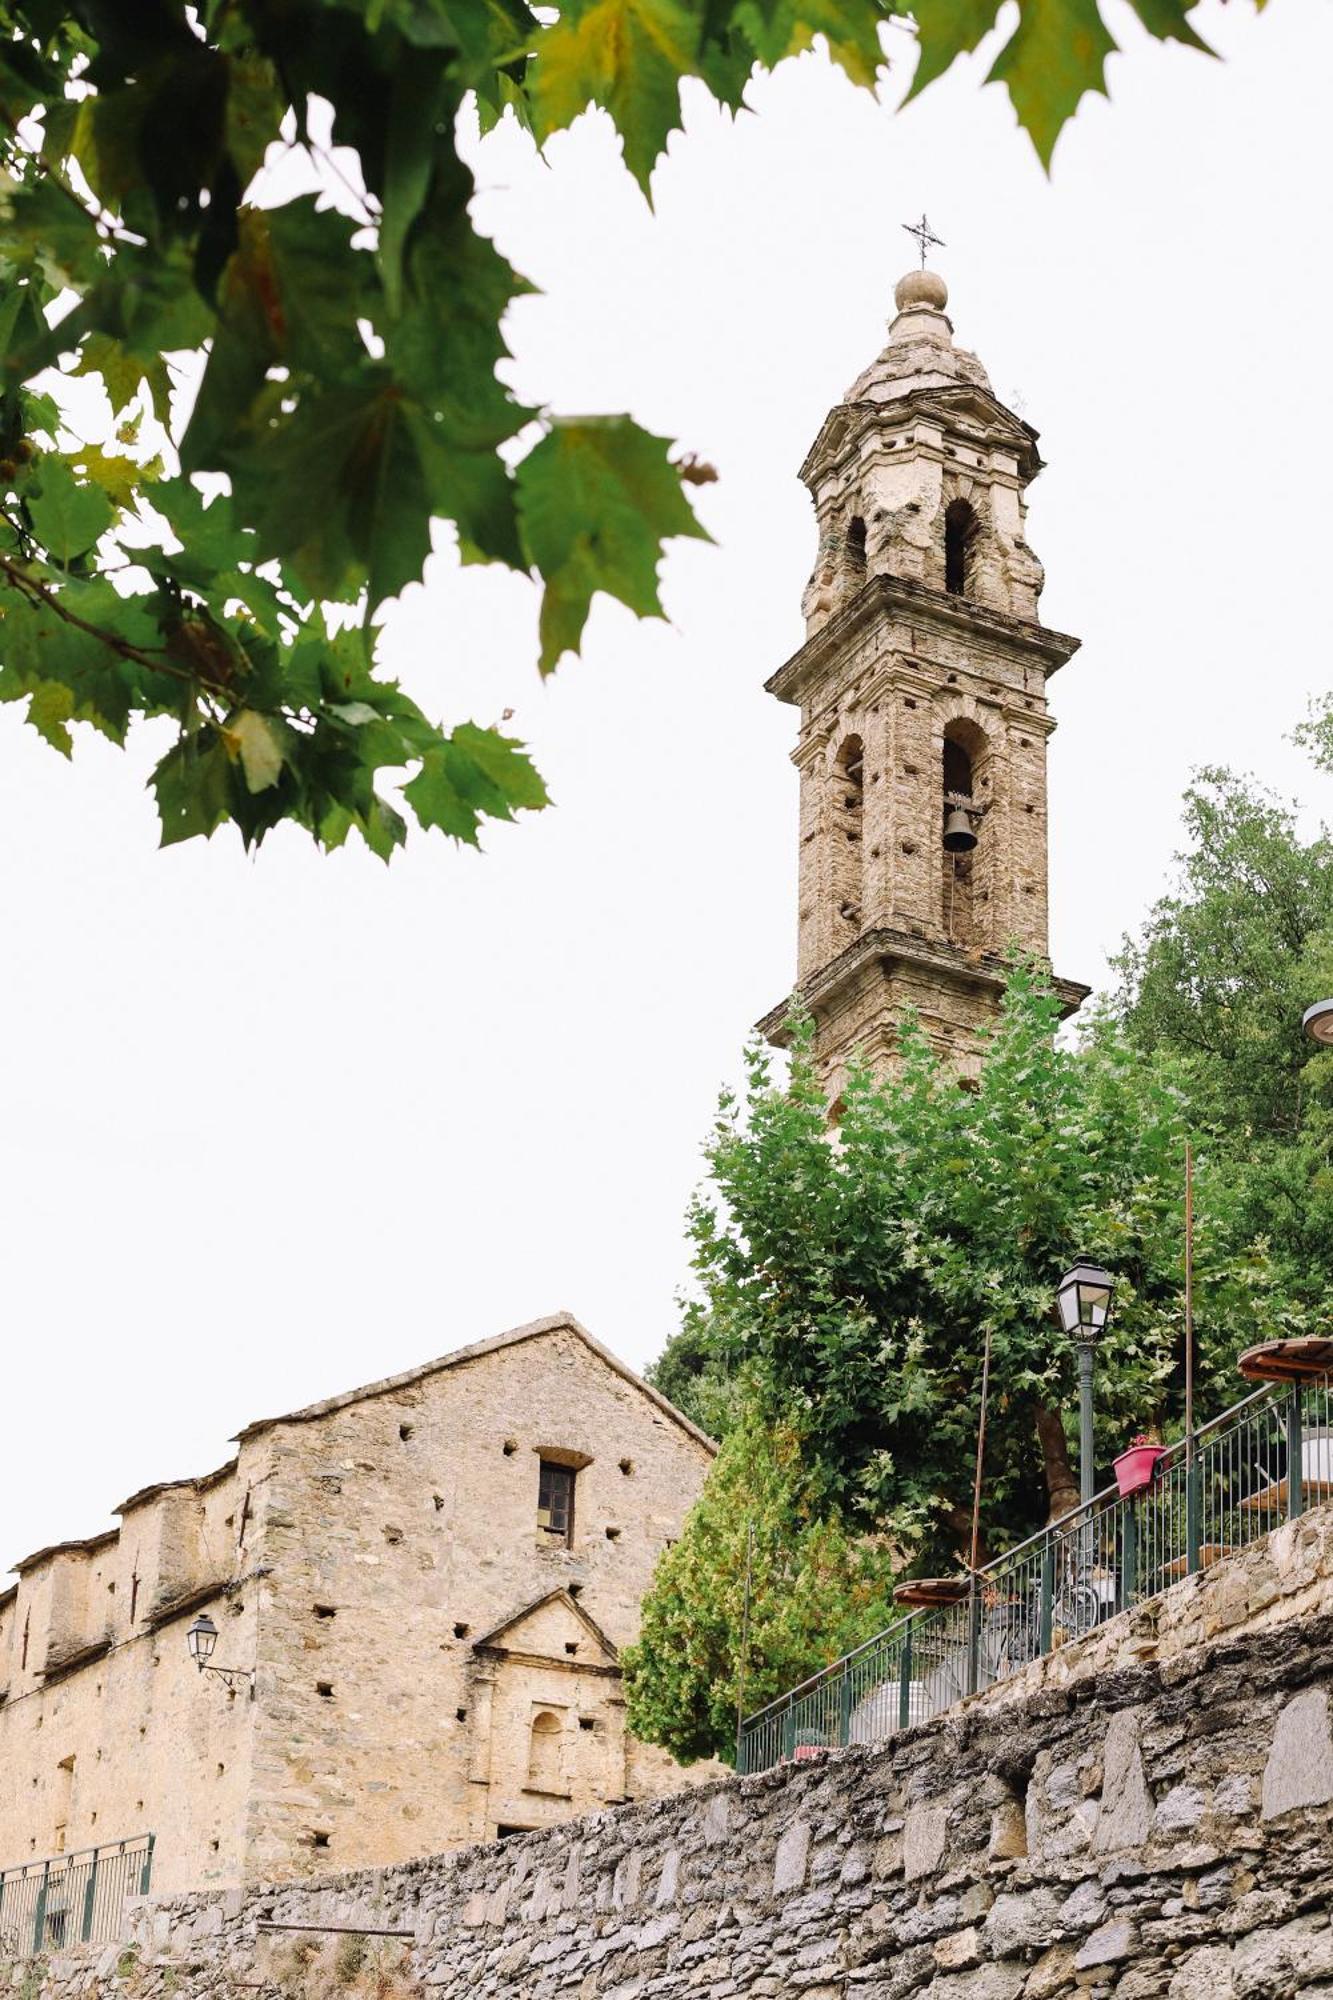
(1114, 1433, 1167, 1498)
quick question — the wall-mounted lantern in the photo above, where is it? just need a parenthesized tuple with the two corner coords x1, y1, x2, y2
(186, 1614, 255, 1699)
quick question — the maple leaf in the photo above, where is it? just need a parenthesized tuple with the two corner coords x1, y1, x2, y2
(530, 0, 701, 194)
(987, 0, 1118, 168)
(517, 417, 710, 674)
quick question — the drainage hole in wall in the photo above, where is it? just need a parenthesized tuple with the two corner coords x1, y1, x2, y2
(453, 1622, 470, 1639)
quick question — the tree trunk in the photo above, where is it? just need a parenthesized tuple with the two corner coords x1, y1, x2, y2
(1034, 1402, 1080, 1524)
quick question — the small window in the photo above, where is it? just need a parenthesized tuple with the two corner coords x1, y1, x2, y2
(537, 1459, 576, 1546)
(579, 1716, 597, 1733)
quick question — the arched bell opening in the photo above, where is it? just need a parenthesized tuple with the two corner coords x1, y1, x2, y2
(832, 734, 864, 932)
(941, 720, 990, 943)
(844, 515, 867, 589)
(944, 499, 979, 597)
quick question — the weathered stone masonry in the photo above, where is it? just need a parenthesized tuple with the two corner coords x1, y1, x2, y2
(21, 1552, 1333, 1998)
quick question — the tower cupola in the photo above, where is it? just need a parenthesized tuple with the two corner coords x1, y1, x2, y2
(763, 264, 1089, 1097)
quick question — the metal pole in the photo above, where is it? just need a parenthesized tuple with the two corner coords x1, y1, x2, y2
(969, 1324, 994, 1575)
(1184, 1141, 1195, 1450)
(734, 1521, 755, 1770)
(1078, 1342, 1096, 1506)
(1184, 1141, 1201, 1573)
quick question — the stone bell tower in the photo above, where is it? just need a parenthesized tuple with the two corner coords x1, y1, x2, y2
(760, 265, 1089, 1099)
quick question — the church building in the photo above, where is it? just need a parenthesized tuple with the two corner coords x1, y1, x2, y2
(761, 260, 1088, 1097)
(0, 1315, 716, 1900)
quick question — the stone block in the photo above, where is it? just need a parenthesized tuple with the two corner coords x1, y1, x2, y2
(902, 1805, 947, 1882)
(932, 1925, 981, 1970)
(1168, 1946, 1236, 1998)
(773, 1820, 812, 1896)
(1093, 1709, 1153, 1854)
(1261, 1687, 1333, 1821)
(1073, 1918, 1136, 1969)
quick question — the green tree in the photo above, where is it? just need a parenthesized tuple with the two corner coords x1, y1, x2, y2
(1111, 762, 1333, 1288)
(643, 1316, 742, 1440)
(621, 1413, 894, 1763)
(666, 964, 1308, 1571)
(0, 0, 1228, 854)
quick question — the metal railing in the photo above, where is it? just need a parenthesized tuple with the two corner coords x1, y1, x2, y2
(0, 1835, 153, 1961)
(739, 1371, 1332, 1774)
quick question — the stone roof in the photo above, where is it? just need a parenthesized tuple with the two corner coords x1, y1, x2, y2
(232, 1311, 716, 1454)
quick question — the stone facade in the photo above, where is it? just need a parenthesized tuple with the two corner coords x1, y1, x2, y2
(14, 1510, 1333, 1999)
(0, 1315, 717, 1896)
(762, 268, 1089, 1096)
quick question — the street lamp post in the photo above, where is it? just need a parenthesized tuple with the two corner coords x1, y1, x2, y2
(1056, 1259, 1116, 1506)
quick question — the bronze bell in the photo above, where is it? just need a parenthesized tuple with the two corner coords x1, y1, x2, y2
(942, 807, 978, 854)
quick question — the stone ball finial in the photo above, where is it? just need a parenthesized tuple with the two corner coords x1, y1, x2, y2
(894, 268, 948, 314)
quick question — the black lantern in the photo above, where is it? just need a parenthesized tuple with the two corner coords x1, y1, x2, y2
(1056, 1258, 1115, 1341)
(187, 1614, 219, 1669)
(1303, 1000, 1333, 1047)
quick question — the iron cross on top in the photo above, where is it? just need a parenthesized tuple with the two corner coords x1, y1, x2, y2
(902, 213, 945, 269)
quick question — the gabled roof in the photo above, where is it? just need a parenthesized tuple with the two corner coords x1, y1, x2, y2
(232, 1310, 716, 1454)
(472, 1588, 620, 1666)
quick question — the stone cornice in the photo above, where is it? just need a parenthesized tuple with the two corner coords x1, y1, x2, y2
(759, 928, 1090, 1043)
(801, 383, 1043, 489)
(767, 574, 1080, 708)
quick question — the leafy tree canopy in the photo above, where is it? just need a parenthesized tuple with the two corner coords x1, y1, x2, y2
(0, 0, 1225, 854)
(632, 964, 1319, 1761)
(658, 964, 1311, 1572)
(621, 1414, 894, 1764)
(1110, 757, 1333, 1286)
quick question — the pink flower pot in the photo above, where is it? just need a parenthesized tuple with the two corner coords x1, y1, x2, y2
(1114, 1443, 1167, 1498)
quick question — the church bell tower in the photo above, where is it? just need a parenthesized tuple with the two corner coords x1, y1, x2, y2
(761, 263, 1089, 1098)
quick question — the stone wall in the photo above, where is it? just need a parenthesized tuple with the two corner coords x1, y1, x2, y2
(15, 1600, 1333, 2000)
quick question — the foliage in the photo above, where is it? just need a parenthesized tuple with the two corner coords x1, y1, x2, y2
(662, 962, 1310, 1577)
(621, 1413, 894, 1763)
(1110, 762, 1333, 1289)
(0, 0, 1230, 852)
(644, 1314, 743, 1439)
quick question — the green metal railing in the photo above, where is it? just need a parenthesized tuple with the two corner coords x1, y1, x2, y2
(739, 1370, 1332, 1774)
(0, 1834, 153, 1961)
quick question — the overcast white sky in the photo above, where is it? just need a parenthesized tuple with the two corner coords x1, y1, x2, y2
(2, 0, 1329, 1578)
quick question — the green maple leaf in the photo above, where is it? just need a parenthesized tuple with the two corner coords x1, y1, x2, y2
(529, 0, 701, 194)
(149, 734, 235, 848)
(987, 0, 1118, 168)
(734, 0, 890, 88)
(1122, 0, 1212, 48)
(74, 333, 174, 426)
(517, 417, 710, 673)
(906, 0, 1004, 101)
(229, 380, 432, 609)
(27, 459, 115, 563)
(404, 722, 550, 843)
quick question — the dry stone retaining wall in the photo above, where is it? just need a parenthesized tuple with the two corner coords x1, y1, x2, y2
(13, 1608, 1333, 2000)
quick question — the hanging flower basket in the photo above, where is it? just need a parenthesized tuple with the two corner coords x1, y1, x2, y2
(1114, 1437, 1167, 1498)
